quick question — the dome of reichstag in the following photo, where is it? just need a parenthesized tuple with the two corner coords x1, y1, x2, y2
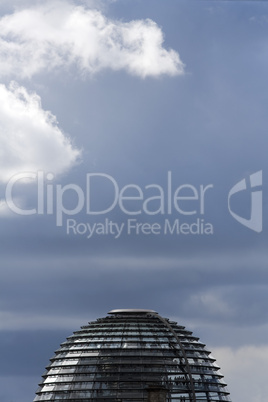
(34, 309, 231, 402)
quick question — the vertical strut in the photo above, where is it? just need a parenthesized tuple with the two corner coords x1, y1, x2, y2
(151, 313, 196, 402)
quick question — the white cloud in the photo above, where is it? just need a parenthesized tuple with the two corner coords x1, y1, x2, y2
(214, 345, 268, 402)
(0, 82, 80, 183)
(188, 290, 235, 318)
(0, 1, 184, 79)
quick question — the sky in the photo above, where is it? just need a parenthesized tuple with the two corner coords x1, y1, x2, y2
(0, 0, 268, 401)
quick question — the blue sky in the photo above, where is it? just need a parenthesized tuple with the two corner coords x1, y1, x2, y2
(0, 1, 268, 401)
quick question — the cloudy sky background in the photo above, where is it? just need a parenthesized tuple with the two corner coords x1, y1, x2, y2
(0, 0, 268, 401)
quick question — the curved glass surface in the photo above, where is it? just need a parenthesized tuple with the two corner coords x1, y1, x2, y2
(34, 310, 231, 401)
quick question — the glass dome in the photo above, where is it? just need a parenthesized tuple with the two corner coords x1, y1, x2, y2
(34, 309, 231, 401)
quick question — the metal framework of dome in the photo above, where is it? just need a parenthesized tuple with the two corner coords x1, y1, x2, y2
(34, 309, 231, 401)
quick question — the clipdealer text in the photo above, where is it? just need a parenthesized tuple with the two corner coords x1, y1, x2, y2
(5, 171, 214, 227)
